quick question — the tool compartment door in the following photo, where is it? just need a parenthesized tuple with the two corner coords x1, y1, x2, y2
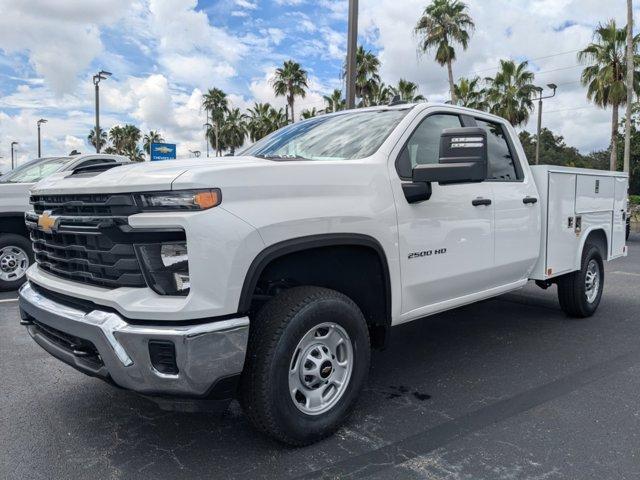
(575, 175, 614, 213)
(546, 172, 579, 276)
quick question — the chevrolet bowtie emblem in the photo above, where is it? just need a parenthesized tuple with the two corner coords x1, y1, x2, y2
(37, 211, 58, 233)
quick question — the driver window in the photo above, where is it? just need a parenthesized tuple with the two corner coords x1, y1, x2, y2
(397, 114, 462, 179)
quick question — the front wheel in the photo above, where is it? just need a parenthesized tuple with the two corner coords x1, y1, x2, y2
(0, 234, 33, 291)
(240, 286, 371, 446)
(557, 243, 604, 318)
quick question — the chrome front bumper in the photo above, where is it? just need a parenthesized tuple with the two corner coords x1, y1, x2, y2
(19, 281, 249, 398)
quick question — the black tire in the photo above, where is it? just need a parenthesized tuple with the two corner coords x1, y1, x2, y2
(557, 243, 604, 318)
(240, 286, 371, 446)
(0, 234, 33, 292)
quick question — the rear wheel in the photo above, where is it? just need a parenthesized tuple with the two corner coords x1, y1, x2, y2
(0, 234, 32, 291)
(240, 286, 371, 446)
(557, 243, 604, 318)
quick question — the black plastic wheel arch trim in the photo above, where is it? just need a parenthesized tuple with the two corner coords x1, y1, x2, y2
(238, 233, 393, 326)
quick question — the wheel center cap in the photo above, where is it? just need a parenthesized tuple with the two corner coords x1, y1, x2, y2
(320, 361, 333, 378)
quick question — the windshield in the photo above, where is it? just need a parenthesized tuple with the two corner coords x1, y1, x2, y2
(242, 109, 410, 161)
(0, 157, 72, 184)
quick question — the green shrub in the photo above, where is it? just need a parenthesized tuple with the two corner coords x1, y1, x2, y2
(630, 195, 640, 205)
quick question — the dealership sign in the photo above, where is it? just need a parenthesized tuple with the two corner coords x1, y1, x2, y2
(150, 143, 177, 161)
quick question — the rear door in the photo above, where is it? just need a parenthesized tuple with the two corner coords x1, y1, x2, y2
(474, 118, 541, 286)
(389, 110, 495, 320)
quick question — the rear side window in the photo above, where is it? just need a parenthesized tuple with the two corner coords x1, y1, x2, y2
(475, 119, 519, 181)
(396, 114, 462, 178)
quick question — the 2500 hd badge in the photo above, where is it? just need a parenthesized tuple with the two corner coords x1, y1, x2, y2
(408, 248, 447, 259)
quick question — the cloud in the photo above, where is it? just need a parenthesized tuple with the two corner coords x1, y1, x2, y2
(235, 0, 258, 9)
(0, 0, 132, 95)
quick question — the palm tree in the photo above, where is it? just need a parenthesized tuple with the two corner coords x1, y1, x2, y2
(266, 107, 288, 132)
(202, 88, 229, 156)
(108, 125, 126, 154)
(368, 82, 395, 106)
(244, 103, 272, 142)
(300, 108, 319, 119)
(393, 79, 426, 102)
(579, 20, 640, 170)
(485, 60, 537, 126)
(415, 0, 475, 104)
(123, 144, 145, 162)
(272, 60, 309, 122)
(221, 108, 246, 155)
(353, 46, 381, 106)
(143, 131, 164, 155)
(122, 124, 141, 150)
(87, 126, 107, 151)
(323, 89, 345, 113)
(453, 76, 487, 110)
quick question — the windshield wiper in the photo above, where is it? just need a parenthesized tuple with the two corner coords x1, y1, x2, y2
(255, 154, 312, 161)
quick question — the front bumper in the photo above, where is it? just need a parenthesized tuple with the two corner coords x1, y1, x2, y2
(19, 281, 249, 399)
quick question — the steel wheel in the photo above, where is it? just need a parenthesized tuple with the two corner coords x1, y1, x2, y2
(584, 259, 600, 304)
(288, 322, 354, 416)
(0, 246, 29, 282)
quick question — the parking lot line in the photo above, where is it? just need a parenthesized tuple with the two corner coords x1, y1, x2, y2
(611, 271, 640, 277)
(0, 298, 18, 303)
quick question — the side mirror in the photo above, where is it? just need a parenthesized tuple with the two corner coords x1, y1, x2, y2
(412, 127, 488, 185)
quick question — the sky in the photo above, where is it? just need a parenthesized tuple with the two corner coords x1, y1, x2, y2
(0, 0, 637, 172)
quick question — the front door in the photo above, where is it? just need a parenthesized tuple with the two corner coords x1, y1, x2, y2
(389, 110, 495, 322)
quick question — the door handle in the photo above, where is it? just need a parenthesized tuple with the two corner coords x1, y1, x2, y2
(523, 197, 538, 205)
(472, 198, 492, 207)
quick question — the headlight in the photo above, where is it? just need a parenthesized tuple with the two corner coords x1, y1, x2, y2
(135, 189, 221, 211)
(135, 242, 190, 296)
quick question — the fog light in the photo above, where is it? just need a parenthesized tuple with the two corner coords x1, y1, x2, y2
(149, 340, 178, 375)
(135, 242, 190, 296)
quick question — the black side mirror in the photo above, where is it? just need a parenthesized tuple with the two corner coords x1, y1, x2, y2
(412, 127, 488, 185)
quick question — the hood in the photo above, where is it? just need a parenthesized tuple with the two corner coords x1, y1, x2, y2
(30, 157, 270, 195)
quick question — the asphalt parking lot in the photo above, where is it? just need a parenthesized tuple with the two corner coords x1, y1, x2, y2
(2, 231, 640, 480)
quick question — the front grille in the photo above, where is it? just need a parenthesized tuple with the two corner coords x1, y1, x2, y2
(27, 194, 185, 290)
(32, 320, 104, 368)
(31, 193, 141, 216)
(27, 193, 148, 289)
(30, 226, 146, 288)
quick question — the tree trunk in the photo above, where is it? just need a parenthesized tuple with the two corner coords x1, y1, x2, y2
(289, 95, 295, 123)
(215, 123, 220, 157)
(610, 104, 619, 171)
(624, 0, 634, 173)
(447, 59, 456, 104)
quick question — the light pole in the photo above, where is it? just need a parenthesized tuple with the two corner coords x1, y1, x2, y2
(92, 70, 112, 153)
(37, 118, 47, 158)
(10, 141, 18, 169)
(203, 122, 212, 158)
(345, 0, 358, 109)
(533, 83, 557, 165)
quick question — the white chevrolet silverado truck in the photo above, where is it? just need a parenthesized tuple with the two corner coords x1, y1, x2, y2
(19, 104, 628, 445)
(0, 154, 128, 291)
